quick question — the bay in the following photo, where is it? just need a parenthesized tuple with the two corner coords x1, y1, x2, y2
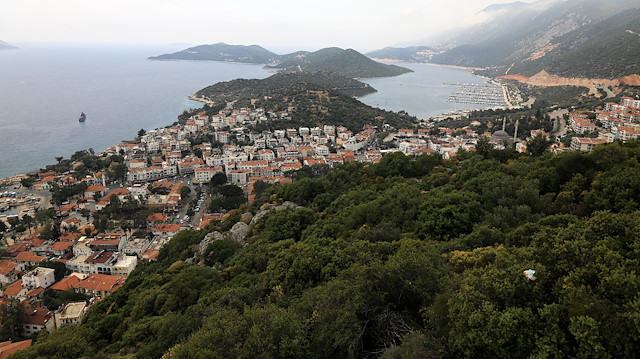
(0, 43, 270, 178)
(359, 62, 503, 120)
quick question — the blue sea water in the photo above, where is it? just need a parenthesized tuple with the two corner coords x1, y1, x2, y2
(0, 44, 496, 178)
(0, 43, 270, 178)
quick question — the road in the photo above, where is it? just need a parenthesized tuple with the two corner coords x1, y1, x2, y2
(549, 108, 569, 138)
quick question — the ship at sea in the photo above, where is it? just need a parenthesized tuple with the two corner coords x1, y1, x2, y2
(79, 112, 86, 122)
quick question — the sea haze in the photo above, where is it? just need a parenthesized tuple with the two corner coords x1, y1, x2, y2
(0, 43, 269, 178)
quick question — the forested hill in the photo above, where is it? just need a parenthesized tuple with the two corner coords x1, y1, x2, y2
(195, 71, 377, 99)
(15, 140, 640, 358)
(148, 43, 278, 63)
(267, 47, 413, 78)
(194, 71, 416, 131)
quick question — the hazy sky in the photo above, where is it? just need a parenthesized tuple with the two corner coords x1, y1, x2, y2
(2, 0, 536, 52)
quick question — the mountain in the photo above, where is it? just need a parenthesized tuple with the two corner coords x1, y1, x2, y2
(152, 44, 412, 78)
(507, 8, 640, 79)
(365, 46, 437, 63)
(0, 40, 17, 50)
(429, 0, 640, 79)
(266, 47, 413, 78)
(148, 42, 278, 63)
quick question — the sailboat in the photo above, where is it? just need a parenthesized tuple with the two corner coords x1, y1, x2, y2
(79, 112, 86, 122)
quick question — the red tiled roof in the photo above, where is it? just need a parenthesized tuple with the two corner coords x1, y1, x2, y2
(75, 273, 125, 293)
(49, 275, 82, 291)
(4, 280, 25, 297)
(15, 251, 46, 263)
(0, 260, 19, 276)
(0, 339, 32, 359)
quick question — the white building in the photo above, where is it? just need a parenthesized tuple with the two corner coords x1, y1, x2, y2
(22, 267, 56, 289)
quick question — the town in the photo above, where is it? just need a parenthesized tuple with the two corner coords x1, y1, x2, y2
(0, 93, 638, 346)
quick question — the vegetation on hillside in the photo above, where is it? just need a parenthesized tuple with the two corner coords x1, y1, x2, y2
(266, 47, 413, 78)
(196, 71, 377, 100)
(14, 140, 640, 358)
(196, 74, 417, 132)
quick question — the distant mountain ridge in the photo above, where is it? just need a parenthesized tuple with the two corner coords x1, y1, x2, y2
(0, 40, 17, 50)
(427, 0, 640, 79)
(365, 46, 436, 63)
(150, 43, 412, 78)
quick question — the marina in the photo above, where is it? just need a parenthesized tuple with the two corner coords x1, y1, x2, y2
(446, 82, 506, 107)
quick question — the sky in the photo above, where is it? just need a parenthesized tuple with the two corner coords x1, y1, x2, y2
(1, 0, 537, 52)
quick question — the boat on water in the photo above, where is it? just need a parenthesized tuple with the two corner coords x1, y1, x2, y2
(79, 112, 86, 122)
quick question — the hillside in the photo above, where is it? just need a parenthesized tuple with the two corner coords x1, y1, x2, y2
(13, 141, 640, 358)
(507, 9, 640, 79)
(194, 71, 415, 131)
(267, 47, 413, 78)
(430, 0, 640, 79)
(365, 46, 437, 63)
(148, 42, 278, 63)
(0, 40, 17, 50)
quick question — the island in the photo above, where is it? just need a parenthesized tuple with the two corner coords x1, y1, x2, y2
(0, 40, 17, 50)
(150, 43, 412, 78)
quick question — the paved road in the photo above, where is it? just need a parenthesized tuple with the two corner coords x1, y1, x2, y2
(549, 108, 569, 138)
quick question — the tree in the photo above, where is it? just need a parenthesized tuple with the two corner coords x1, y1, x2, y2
(180, 186, 191, 200)
(527, 134, 552, 156)
(208, 172, 227, 187)
(20, 177, 35, 188)
(55, 156, 64, 163)
(476, 136, 493, 158)
(0, 221, 6, 233)
(0, 299, 27, 341)
(107, 163, 127, 182)
(137, 128, 146, 138)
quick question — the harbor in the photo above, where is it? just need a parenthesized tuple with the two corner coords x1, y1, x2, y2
(445, 82, 507, 107)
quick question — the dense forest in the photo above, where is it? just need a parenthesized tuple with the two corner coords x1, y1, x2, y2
(13, 139, 640, 358)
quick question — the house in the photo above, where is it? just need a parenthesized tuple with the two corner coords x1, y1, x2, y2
(49, 273, 86, 292)
(22, 308, 55, 336)
(14, 251, 47, 266)
(2, 280, 27, 300)
(56, 203, 79, 217)
(74, 273, 126, 299)
(146, 213, 167, 227)
(22, 267, 55, 289)
(0, 260, 25, 286)
(47, 241, 76, 258)
(194, 166, 223, 184)
(151, 224, 181, 237)
(570, 137, 607, 152)
(84, 185, 106, 200)
(55, 302, 86, 328)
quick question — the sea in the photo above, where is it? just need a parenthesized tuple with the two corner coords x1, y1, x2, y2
(0, 43, 498, 178)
